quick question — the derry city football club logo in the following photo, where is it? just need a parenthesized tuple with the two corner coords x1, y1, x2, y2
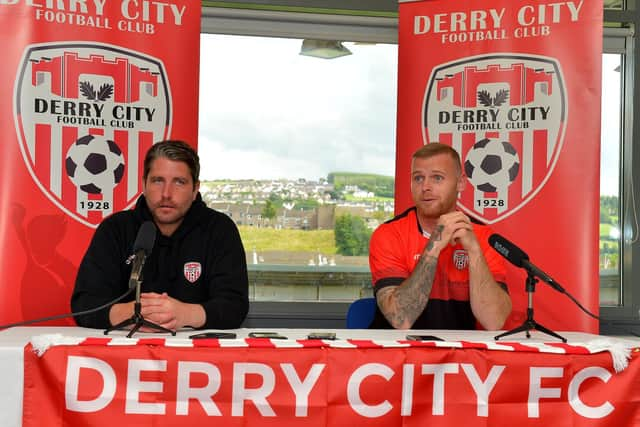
(14, 42, 172, 228)
(184, 262, 202, 283)
(423, 54, 567, 224)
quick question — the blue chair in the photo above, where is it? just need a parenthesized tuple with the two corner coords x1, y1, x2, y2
(346, 297, 377, 329)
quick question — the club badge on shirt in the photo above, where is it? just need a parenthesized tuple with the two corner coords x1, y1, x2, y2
(184, 262, 202, 283)
(453, 250, 469, 270)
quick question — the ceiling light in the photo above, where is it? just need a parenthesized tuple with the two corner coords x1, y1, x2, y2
(299, 39, 352, 59)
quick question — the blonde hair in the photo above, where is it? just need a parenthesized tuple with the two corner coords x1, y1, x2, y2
(412, 143, 462, 176)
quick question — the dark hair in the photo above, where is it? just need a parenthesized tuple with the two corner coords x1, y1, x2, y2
(412, 143, 461, 175)
(143, 140, 200, 187)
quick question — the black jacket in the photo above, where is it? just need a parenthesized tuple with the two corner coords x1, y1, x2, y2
(71, 194, 249, 329)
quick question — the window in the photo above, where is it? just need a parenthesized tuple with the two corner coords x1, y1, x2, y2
(600, 53, 622, 306)
(600, 28, 638, 335)
(198, 34, 397, 303)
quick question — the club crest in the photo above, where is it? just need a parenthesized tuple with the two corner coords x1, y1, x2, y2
(184, 262, 202, 283)
(423, 54, 567, 224)
(14, 42, 172, 228)
(452, 249, 469, 270)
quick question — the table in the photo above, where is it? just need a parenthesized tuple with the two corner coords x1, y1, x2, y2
(2, 327, 639, 426)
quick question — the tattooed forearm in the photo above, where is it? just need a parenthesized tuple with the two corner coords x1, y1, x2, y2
(426, 225, 443, 251)
(378, 226, 443, 329)
(392, 255, 437, 325)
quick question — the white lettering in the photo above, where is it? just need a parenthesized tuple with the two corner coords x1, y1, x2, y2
(567, 1, 584, 21)
(67, 0, 87, 13)
(528, 367, 563, 417)
(281, 363, 325, 417)
(489, 8, 505, 28)
(469, 10, 489, 30)
(93, 0, 105, 15)
(347, 363, 393, 418)
(414, 16, 430, 34)
(118, 0, 185, 25)
(232, 363, 276, 417)
(121, 0, 138, 20)
(401, 364, 414, 416)
(126, 359, 167, 415)
(2, 0, 106, 13)
(422, 363, 459, 415)
(65, 356, 116, 413)
(461, 364, 505, 417)
(433, 13, 447, 33)
(518, 1, 584, 26)
(450, 12, 467, 31)
(549, 3, 563, 22)
(413, 8, 504, 35)
(170, 3, 186, 25)
(568, 367, 614, 418)
(176, 361, 222, 416)
(59, 356, 619, 419)
(518, 5, 535, 26)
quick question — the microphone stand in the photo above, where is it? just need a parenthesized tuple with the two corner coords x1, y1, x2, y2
(495, 270, 566, 343)
(104, 270, 176, 338)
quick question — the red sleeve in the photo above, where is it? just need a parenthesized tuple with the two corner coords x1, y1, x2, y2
(368, 223, 411, 287)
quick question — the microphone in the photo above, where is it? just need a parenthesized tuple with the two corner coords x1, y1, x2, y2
(129, 221, 156, 289)
(105, 220, 173, 336)
(488, 234, 566, 294)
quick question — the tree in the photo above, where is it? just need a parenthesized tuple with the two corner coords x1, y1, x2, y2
(334, 214, 371, 256)
(325, 189, 342, 201)
(600, 195, 619, 219)
(262, 200, 277, 221)
(267, 193, 285, 208)
(294, 199, 319, 210)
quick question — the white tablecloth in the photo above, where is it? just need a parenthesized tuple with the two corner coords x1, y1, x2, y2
(2, 326, 637, 427)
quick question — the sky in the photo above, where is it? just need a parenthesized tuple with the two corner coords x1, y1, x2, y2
(197, 35, 398, 182)
(600, 53, 622, 196)
(197, 34, 620, 196)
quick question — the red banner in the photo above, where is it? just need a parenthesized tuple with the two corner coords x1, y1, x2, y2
(22, 340, 640, 426)
(0, 2, 200, 325)
(396, 1, 602, 332)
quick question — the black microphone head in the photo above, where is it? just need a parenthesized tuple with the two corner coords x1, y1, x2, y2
(133, 221, 156, 255)
(488, 233, 529, 268)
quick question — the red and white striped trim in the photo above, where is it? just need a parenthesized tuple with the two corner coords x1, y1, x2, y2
(29, 333, 637, 374)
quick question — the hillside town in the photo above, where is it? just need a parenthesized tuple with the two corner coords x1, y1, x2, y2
(200, 177, 395, 231)
(197, 177, 393, 301)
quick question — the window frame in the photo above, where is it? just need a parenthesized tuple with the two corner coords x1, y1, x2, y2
(601, 17, 638, 334)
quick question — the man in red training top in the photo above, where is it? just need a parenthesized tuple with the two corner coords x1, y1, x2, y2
(368, 143, 511, 329)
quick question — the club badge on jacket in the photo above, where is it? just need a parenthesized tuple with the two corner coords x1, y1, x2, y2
(184, 262, 202, 283)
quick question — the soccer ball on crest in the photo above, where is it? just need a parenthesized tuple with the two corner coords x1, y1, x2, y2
(65, 134, 125, 194)
(464, 138, 520, 193)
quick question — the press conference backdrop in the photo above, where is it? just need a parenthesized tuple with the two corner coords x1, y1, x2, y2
(0, 2, 201, 325)
(396, 0, 602, 332)
(396, 0, 603, 332)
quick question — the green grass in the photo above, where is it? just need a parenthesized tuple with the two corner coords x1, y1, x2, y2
(343, 194, 394, 203)
(239, 226, 337, 254)
(241, 223, 618, 253)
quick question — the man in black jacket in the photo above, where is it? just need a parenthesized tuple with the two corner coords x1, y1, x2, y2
(71, 140, 249, 331)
